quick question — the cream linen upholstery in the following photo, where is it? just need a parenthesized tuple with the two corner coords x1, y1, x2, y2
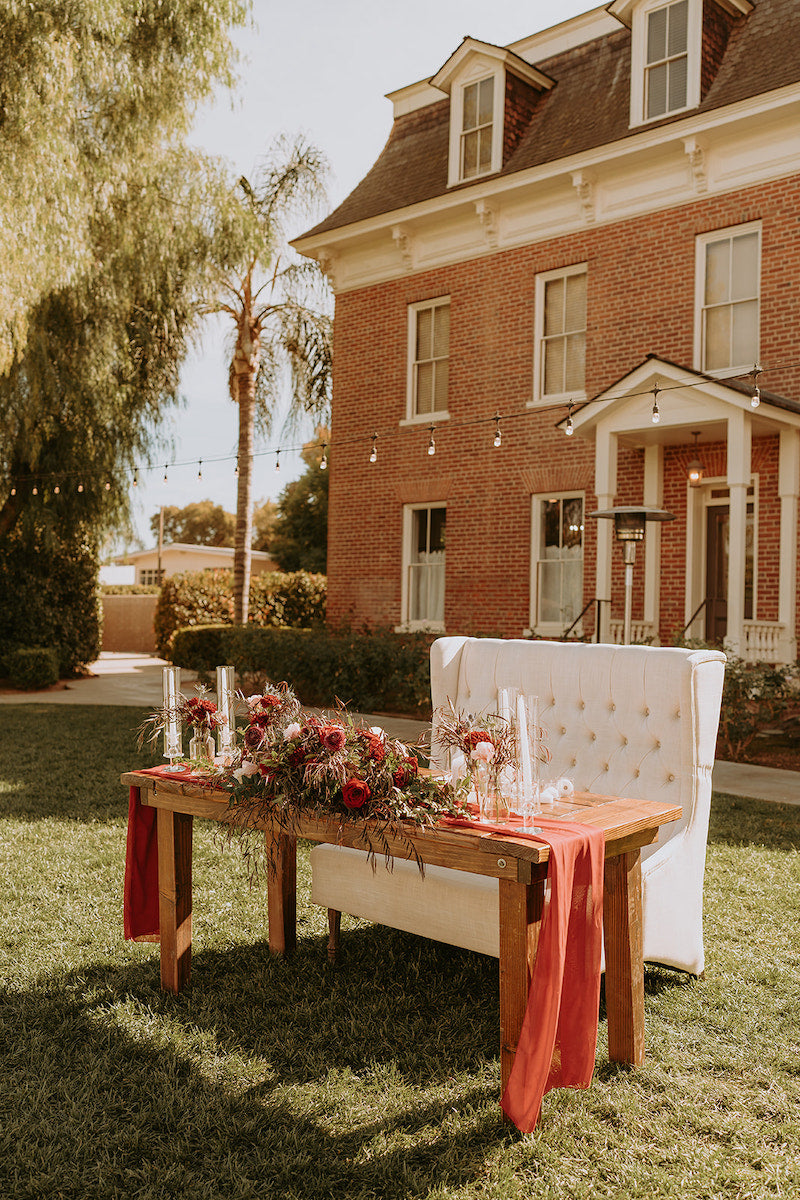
(310, 638, 725, 975)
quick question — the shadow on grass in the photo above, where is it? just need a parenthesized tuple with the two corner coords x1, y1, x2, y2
(0, 926, 510, 1199)
(708, 792, 800, 851)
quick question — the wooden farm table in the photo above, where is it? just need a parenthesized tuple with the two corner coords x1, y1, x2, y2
(121, 770, 681, 1098)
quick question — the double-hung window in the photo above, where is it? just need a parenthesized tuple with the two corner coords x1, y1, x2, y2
(403, 504, 446, 628)
(408, 298, 450, 419)
(533, 266, 587, 403)
(460, 76, 494, 181)
(645, 0, 689, 118)
(531, 494, 584, 632)
(696, 224, 760, 374)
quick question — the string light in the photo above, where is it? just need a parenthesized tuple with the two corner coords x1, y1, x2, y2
(651, 383, 661, 425)
(78, 483, 84, 493)
(197, 460, 203, 481)
(565, 401, 574, 437)
(105, 481, 111, 491)
(369, 433, 378, 464)
(132, 468, 139, 487)
(427, 424, 436, 456)
(163, 465, 169, 483)
(10, 487, 16, 496)
(320, 442, 328, 470)
(750, 364, 761, 408)
(53, 484, 60, 494)
(275, 450, 280, 472)
(32, 485, 38, 495)
(493, 412, 502, 448)
(234, 458, 239, 477)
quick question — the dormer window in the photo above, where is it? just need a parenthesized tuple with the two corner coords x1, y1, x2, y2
(645, 1, 689, 118)
(461, 77, 494, 180)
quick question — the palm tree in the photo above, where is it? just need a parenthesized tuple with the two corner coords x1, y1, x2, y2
(209, 137, 332, 622)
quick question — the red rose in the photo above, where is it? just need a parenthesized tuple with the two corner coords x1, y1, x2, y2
(288, 746, 307, 767)
(243, 724, 266, 750)
(464, 730, 492, 751)
(342, 779, 371, 809)
(359, 730, 386, 762)
(320, 724, 347, 753)
(392, 756, 418, 788)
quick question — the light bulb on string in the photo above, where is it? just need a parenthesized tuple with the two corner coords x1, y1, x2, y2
(369, 433, 378, 464)
(234, 458, 239, 477)
(197, 461, 203, 482)
(750, 364, 761, 408)
(133, 468, 139, 488)
(10, 486, 16, 497)
(565, 401, 575, 437)
(53, 484, 60, 494)
(105, 481, 111, 491)
(427, 425, 436, 456)
(78, 483, 84, 493)
(163, 465, 169, 483)
(651, 383, 661, 425)
(275, 450, 280, 472)
(320, 442, 328, 470)
(32, 485, 38, 496)
(493, 412, 502, 448)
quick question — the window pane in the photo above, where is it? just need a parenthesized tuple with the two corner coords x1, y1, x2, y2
(704, 306, 731, 371)
(668, 0, 688, 55)
(646, 62, 667, 118)
(705, 240, 730, 306)
(544, 339, 565, 396)
(432, 304, 449, 357)
(463, 82, 477, 131)
(538, 561, 562, 624)
(461, 130, 478, 178)
(433, 360, 449, 412)
(544, 277, 564, 336)
(731, 232, 759, 300)
(647, 7, 667, 62)
(415, 307, 432, 359)
(564, 332, 586, 393)
(415, 362, 433, 414)
(732, 299, 758, 365)
(542, 500, 560, 549)
(668, 54, 687, 110)
(408, 507, 445, 624)
(429, 506, 446, 552)
(414, 509, 430, 557)
(478, 128, 492, 172)
(478, 77, 494, 125)
(564, 272, 586, 333)
(562, 497, 584, 550)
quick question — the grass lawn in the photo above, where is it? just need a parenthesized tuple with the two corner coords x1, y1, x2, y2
(0, 705, 798, 1200)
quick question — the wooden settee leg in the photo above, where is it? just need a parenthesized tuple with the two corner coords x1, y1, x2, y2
(327, 908, 341, 964)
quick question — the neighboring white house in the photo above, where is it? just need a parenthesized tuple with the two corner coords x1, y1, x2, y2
(110, 543, 277, 586)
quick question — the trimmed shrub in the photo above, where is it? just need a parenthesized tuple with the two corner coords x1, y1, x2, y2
(154, 569, 326, 658)
(716, 656, 799, 760)
(100, 583, 161, 595)
(170, 625, 433, 718)
(5, 646, 60, 690)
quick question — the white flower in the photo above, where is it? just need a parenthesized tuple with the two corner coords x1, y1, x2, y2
(369, 726, 386, 739)
(283, 722, 302, 741)
(470, 740, 495, 764)
(213, 753, 234, 769)
(245, 695, 264, 708)
(233, 759, 259, 783)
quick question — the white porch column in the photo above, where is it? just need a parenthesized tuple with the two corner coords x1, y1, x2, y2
(778, 428, 800, 663)
(725, 410, 751, 659)
(643, 444, 664, 640)
(594, 428, 617, 643)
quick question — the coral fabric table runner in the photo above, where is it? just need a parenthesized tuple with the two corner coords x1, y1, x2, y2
(122, 767, 681, 1132)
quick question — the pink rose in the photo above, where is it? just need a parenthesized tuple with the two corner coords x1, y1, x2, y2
(320, 724, 347, 753)
(470, 740, 495, 764)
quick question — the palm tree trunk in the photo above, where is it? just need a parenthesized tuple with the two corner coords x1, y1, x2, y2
(232, 293, 261, 624)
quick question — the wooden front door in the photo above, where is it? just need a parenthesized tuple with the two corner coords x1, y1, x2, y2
(705, 505, 728, 645)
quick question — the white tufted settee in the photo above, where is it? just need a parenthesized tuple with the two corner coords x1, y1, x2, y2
(310, 637, 726, 976)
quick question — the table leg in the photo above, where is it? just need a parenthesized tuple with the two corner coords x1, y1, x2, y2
(603, 849, 645, 1065)
(156, 808, 193, 993)
(267, 831, 297, 957)
(498, 867, 547, 1097)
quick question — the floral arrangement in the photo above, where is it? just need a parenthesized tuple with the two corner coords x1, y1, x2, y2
(433, 702, 518, 796)
(180, 694, 223, 735)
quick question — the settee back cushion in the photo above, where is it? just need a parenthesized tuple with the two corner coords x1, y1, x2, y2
(431, 638, 725, 855)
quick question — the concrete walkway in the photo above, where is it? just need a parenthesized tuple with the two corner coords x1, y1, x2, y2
(1, 653, 798, 807)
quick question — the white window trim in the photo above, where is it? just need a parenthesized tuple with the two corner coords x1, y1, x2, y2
(531, 263, 588, 407)
(629, 0, 701, 128)
(529, 491, 585, 636)
(399, 502, 446, 632)
(693, 221, 761, 376)
(446, 65, 504, 187)
(404, 296, 451, 424)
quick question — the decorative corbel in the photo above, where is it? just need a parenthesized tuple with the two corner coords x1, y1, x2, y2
(316, 248, 340, 292)
(392, 224, 414, 273)
(682, 136, 707, 194)
(571, 169, 596, 224)
(475, 199, 499, 249)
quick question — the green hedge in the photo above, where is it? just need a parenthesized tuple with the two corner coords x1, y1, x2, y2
(5, 646, 60, 690)
(170, 625, 433, 718)
(100, 584, 161, 595)
(153, 569, 326, 658)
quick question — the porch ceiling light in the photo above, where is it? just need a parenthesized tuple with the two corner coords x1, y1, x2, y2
(687, 431, 704, 488)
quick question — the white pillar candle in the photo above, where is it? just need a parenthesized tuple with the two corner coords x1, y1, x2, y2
(162, 666, 182, 761)
(517, 692, 532, 804)
(216, 665, 236, 753)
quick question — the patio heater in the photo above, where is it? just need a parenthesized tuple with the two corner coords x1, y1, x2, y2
(587, 506, 675, 645)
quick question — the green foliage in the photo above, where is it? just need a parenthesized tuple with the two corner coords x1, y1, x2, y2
(252, 498, 277, 551)
(269, 455, 328, 572)
(170, 625, 433, 716)
(716, 655, 799, 760)
(0, 525, 101, 675)
(149, 500, 236, 547)
(99, 584, 161, 595)
(4, 646, 60, 690)
(154, 569, 327, 657)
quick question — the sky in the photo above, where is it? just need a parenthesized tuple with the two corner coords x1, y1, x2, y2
(127, 0, 591, 548)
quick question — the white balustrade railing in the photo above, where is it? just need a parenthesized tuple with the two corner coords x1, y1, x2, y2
(742, 621, 784, 663)
(608, 620, 656, 646)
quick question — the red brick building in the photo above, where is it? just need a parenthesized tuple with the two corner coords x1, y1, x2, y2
(295, 0, 800, 662)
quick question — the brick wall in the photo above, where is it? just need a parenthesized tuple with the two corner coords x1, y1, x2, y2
(327, 178, 800, 645)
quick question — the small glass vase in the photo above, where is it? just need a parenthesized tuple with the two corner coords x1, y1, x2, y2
(472, 763, 505, 823)
(189, 730, 215, 764)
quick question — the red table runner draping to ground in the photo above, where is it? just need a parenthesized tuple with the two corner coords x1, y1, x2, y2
(441, 813, 604, 1133)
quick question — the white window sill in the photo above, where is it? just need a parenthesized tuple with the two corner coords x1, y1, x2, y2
(528, 392, 586, 409)
(400, 412, 450, 428)
(394, 621, 445, 634)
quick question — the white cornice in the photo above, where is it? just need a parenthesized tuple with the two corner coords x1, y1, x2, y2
(510, 7, 622, 61)
(292, 83, 800, 290)
(609, 0, 752, 26)
(430, 38, 555, 93)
